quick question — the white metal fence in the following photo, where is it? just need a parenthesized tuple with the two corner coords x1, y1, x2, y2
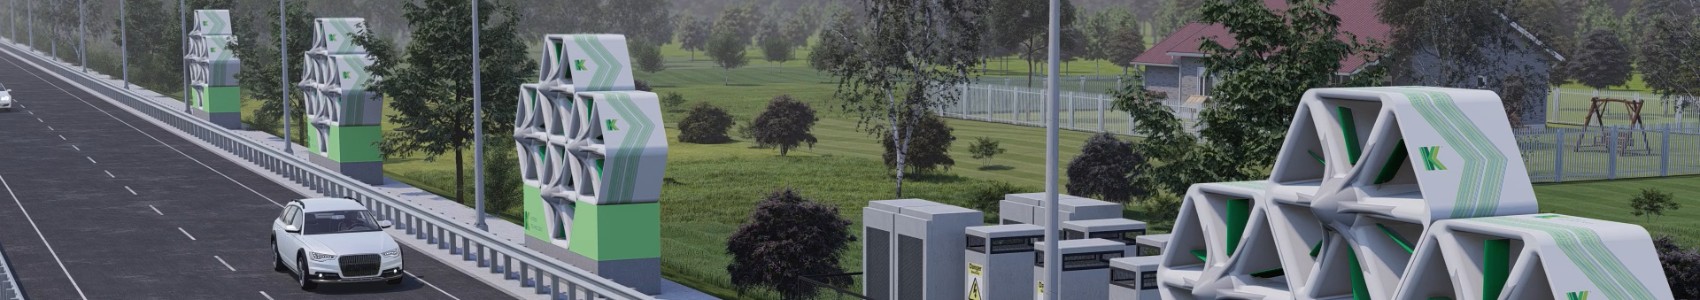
(938, 83, 1201, 136)
(1547, 88, 1700, 130)
(0, 38, 651, 300)
(1517, 125, 1700, 182)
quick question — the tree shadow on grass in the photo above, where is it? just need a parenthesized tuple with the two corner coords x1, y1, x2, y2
(903, 172, 970, 184)
(977, 165, 1013, 171)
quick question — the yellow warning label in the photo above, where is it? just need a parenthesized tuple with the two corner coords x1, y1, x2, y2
(968, 278, 982, 300)
(968, 263, 983, 276)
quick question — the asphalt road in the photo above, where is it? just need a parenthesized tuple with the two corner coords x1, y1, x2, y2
(0, 51, 509, 299)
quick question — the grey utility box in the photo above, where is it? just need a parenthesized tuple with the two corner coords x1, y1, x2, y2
(864, 199, 947, 300)
(998, 193, 1121, 225)
(1109, 256, 1162, 300)
(1135, 233, 1171, 257)
(1062, 218, 1147, 256)
(1033, 239, 1127, 300)
(964, 224, 1044, 300)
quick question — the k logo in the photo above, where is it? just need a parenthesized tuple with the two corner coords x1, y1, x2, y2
(605, 119, 618, 131)
(328, 34, 336, 42)
(1420, 146, 1446, 171)
(1566, 290, 1589, 300)
(575, 60, 588, 71)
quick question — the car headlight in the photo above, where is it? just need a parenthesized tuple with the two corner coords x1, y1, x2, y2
(309, 251, 337, 262)
(382, 249, 401, 258)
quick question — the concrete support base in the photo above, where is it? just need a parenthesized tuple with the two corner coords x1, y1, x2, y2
(525, 237, 661, 294)
(308, 151, 383, 185)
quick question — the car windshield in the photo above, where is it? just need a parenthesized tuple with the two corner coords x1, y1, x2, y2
(302, 210, 381, 235)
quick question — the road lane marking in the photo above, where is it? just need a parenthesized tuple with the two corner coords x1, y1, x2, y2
(46, 125, 52, 131)
(58, 135, 65, 140)
(405, 271, 463, 300)
(214, 256, 235, 271)
(85, 156, 95, 164)
(124, 186, 136, 195)
(2, 64, 283, 207)
(103, 170, 113, 178)
(71, 145, 80, 151)
(148, 205, 162, 215)
(0, 174, 90, 300)
(258, 291, 274, 300)
(35, 117, 41, 122)
(26, 110, 32, 115)
(177, 227, 197, 241)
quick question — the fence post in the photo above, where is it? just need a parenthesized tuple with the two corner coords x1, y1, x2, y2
(1097, 93, 1105, 132)
(960, 84, 969, 118)
(1068, 91, 1076, 129)
(1011, 86, 1019, 124)
(1608, 126, 1619, 179)
(1661, 124, 1671, 177)
(1554, 129, 1565, 182)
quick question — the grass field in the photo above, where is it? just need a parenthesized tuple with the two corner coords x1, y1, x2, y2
(221, 39, 1700, 298)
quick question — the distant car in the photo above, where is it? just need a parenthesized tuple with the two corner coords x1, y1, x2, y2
(271, 198, 403, 290)
(0, 82, 13, 111)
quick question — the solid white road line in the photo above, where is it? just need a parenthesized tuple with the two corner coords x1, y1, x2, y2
(148, 205, 162, 215)
(258, 291, 274, 300)
(85, 157, 95, 164)
(177, 227, 197, 241)
(103, 170, 113, 178)
(0, 174, 90, 300)
(71, 145, 79, 151)
(124, 186, 136, 195)
(404, 271, 463, 300)
(214, 256, 236, 272)
(1, 58, 283, 207)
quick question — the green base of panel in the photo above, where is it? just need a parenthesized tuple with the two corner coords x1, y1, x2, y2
(569, 201, 660, 261)
(523, 185, 548, 241)
(327, 125, 382, 163)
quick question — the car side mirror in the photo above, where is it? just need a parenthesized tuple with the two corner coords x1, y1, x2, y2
(378, 220, 393, 229)
(283, 224, 301, 233)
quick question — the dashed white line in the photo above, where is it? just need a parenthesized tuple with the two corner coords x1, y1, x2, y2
(0, 174, 91, 300)
(58, 134, 65, 140)
(35, 117, 42, 122)
(214, 256, 236, 272)
(46, 125, 53, 131)
(124, 186, 137, 195)
(71, 145, 80, 151)
(104, 170, 114, 178)
(405, 271, 462, 300)
(149, 204, 162, 215)
(258, 291, 274, 300)
(177, 227, 197, 241)
(85, 156, 96, 164)
(26, 110, 32, 115)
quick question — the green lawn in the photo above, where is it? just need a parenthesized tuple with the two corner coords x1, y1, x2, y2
(1534, 175, 1700, 247)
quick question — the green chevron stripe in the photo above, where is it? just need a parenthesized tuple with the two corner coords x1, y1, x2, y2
(200, 11, 227, 34)
(1475, 217, 1655, 300)
(1384, 88, 1501, 218)
(605, 93, 654, 204)
(571, 37, 609, 90)
(1408, 88, 1507, 217)
(1390, 89, 1485, 217)
(330, 21, 358, 53)
(585, 38, 625, 90)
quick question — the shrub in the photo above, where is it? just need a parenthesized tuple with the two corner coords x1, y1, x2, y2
(881, 114, 955, 173)
(726, 188, 854, 299)
(967, 181, 1027, 223)
(661, 92, 687, 111)
(678, 102, 735, 144)
(1067, 133, 1145, 203)
(750, 95, 819, 156)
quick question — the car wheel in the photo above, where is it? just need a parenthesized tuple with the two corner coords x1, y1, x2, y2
(297, 254, 318, 290)
(272, 240, 287, 272)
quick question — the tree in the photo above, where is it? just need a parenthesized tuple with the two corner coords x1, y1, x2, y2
(750, 95, 818, 156)
(473, 137, 523, 216)
(113, 0, 183, 93)
(783, 16, 813, 48)
(1635, 2, 1700, 100)
(1067, 133, 1143, 203)
(230, 1, 316, 141)
(678, 102, 735, 144)
(829, 0, 987, 196)
(1510, 0, 1583, 84)
(1575, 29, 1634, 90)
(661, 91, 687, 112)
(1653, 236, 1700, 299)
(967, 137, 1006, 167)
(808, 12, 859, 73)
(707, 28, 749, 85)
(631, 40, 666, 73)
(991, 0, 1077, 86)
(1379, 0, 1541, 126)
(1152, 0, 1202, 38)
(1629, 188, 1681, 222)
(354, 0, 536, 204)
(725, 188, 854, 300)
(1104, 24, 1146, 75)
(758, 20, 794, 64)
(678, 17, 712, 61)
(1085, 8, 1143, 75)
(881, 114, 955, 174)
(602, 0, 675, 45)
(968, 181, 1026, 223)
(1142, 192, 1183, 231)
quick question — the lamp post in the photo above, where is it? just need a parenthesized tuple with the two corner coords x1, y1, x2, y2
(1042, 0, 1061, 299)
(78, 0, 84, 72)
(281, 0, 291, 154)
(121, 0, 128, 88)
(181, 0, 189, 113)
(472, 0, 487, 231)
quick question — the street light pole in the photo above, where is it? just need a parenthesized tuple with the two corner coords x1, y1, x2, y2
(181, 0, 189, 113)
(472, 0, 487, 231)
(78, 0, 84, 72)
(281, 0, 291, 154)
(1043, 0, 1061, 299)
(122, 0, 128, 88)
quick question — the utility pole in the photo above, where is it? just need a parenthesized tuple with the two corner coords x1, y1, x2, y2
(78, 0, 84, 72)
(181, 0, 189, 113)
(122, 0, 128, 88)
(281, 0, 291, 154)
(472, 0, 487, 231)
(1042, 0, 1061, 299)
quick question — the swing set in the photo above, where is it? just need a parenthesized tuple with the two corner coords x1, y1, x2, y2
(1572, 97, 1653, 155)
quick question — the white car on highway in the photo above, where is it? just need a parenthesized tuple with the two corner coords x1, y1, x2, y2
(271, 198, 404, 290)
(0, 82, 13, 111)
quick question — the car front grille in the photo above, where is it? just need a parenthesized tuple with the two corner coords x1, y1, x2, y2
(339, 254, 381, 277)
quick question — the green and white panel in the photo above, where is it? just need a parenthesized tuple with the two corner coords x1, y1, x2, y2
(193, 10, 231, 36)
(537, 34, 634, 93)
(1159, 181, 1278, 299)
(312, 18, 367, 55)
(1398, 214, 1672, 300)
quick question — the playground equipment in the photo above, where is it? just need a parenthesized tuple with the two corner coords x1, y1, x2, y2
(299, 18, 384, 184)
(1157, 87, 1674, 299)
(1573, 97, 1652, 155)
(185, 10, 240, 129)
(516, 34, 668, 294)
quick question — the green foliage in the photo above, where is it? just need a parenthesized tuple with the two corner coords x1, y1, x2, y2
(991, 0, 1079, 85)
(807, 12, 858, 73)
(1575, 29, 1634, 90)
(356, 0, 536, 203)
(1087, 8, 1145, 73)
(679, 102, 737, 144)
(1141, 192, 1183, 232)
(1630, 188, 1682, 222)
(881, 114, 956, 174)
(706, 27, 749, 85)
(111, 0, 183, 93)
(967, 181, 1027, 223)
(230, 1, 315, 143)
(464, 137, 523, 215)
(757, 20, 793, 64)
(1654, 236, 1700, 299)
(1067, 133, 1143, 203)
(678, 16, 712, 60)
(631, 40, 667, 73)
(1152, 0, 1201, 37)
(967, 137, 1006, 165)
(662, 91, 688, 111)
(1634, 3, 1700, 97)
(725, 188, 853, 300)
(1379, 0, 1520, 86)
(750, 95, 818, 156)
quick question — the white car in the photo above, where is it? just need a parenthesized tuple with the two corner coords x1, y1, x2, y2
(0, 82, 13, 111)
(271, 198, 404, 290)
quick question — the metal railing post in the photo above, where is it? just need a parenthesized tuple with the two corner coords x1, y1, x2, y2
(1661, 124, 1671, 177)
(1554, 129, 1565, 182)
(1608, 126, 1619, 179)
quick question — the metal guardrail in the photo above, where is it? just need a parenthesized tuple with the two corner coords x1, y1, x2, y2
(0, 39, 651, 300)
(0, 240, 22, 300)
